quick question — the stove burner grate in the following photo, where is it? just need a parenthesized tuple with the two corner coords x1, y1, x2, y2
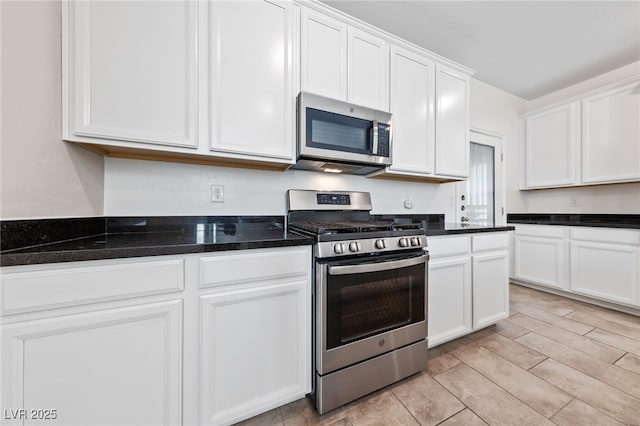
(289, 220, 423, 235)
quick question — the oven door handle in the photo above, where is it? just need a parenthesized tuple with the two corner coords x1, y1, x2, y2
(328, 253, 427, 276)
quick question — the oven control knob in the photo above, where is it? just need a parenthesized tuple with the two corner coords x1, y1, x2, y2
(375, 239, 386, 250)
(333, 243, 345, 254)
(399, 238, 409, 247)
(348, 241, 361, 252)
(410, 237, 420, 246)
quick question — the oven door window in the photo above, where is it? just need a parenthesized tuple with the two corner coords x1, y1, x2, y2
(306, 108, 373, 155)
(325, 258, 425, 350)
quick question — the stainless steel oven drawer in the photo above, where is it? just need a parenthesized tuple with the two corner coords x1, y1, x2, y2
(314, 340, 428, 414)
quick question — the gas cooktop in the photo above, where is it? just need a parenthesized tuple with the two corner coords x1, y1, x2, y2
(287, 190, 428, 258)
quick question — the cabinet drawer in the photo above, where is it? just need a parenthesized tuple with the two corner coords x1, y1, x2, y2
(570, 227, 640, 245)
(199, 247, 311, 289)
(514, 224, 565, 239)
(1, 258, 185, 315)
(427, 236, 471, 258)
(472, 233, 509, 253)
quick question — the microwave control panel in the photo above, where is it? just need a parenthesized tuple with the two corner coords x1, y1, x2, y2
(376, 123, 390, 157)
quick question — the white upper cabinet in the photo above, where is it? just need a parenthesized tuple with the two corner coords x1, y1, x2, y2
(301, 9, 389, 111)
(387, 46, 435, 175)
(209, 1, 295, 161)
(522, 103, 579, 188)
(63, 0, 475, 171)
(64, 0, 296, 167)
(435, 65, 470, 178)
(520, 77, 640, 189)
(581, 81, 640, 184)
(376, 49, 471, 181)
(64, 0, 198, 148)
(348, 28, 390, 111)
(300, 10, 347, 102)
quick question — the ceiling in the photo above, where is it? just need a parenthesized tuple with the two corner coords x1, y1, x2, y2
(321, 1, 640, 100)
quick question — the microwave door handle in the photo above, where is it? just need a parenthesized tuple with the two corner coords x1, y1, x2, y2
(371, 120, 379, 155)
(328, 254, 427, 276)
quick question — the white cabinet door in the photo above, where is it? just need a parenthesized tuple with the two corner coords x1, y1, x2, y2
(301, 9, 348, 102)
(210, 1, 295, 161)
(300, 9, 389, 111)
(472, 251, 509, 329)
(514, 235, 566, 290)
(65, 0, 197, 148)
(522, 103, 580, 188)
(435, 65, 470, 178)
(581, 81, 640, 184)
(1, 300, 182, 426)
(570, 241, 639, 306)
(428, 256, 472, 348)
(389, 46, 435, 175)
(200, 280, 310, 425)
(348, 28, 389, 111)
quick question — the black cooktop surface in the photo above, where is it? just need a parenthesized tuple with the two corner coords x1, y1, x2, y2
(289, 220, 423, 235)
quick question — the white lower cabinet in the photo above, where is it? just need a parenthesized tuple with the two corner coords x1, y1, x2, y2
(197, 246, 311, 425)
(569, 228, 640, 306)
(200, 280, 309, 425)
(1, 246, 313, 426)
(0, 256, 186, 426)
(570, 241, 639, 306)
(1, 301, 183, 426)
(512, 224, 640, 309)
(428, 232, 509, 348)
(428, 255, 472, 347)
(514, 225, 566, 290)
(472, 251, 509, 329)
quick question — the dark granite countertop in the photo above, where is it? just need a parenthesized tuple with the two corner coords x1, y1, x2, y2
(1, 216, 312, 267)
(1, 214, 517, 267)
(425, 223, 515, 236)
(507, 214, 640, 229)
(373, 214, 514, 236)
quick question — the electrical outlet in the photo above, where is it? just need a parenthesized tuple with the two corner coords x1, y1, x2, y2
(570, 196, 580, 207)
(211, 184, 224, 203)
(404, 198, 415, 209)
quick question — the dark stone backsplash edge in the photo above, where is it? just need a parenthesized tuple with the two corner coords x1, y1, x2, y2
(1, 217, 106, 252)
(1, 216, 285, 252)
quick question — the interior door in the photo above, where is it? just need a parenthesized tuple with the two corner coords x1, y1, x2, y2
(456, 130, 504, 225)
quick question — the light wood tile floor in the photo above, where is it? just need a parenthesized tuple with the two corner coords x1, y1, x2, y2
(239, 284, 640, 426)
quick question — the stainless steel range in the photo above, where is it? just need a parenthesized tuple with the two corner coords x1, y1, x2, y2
(287, 190, 429, 414)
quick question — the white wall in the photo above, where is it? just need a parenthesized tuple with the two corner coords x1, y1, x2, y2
(104, 157, 456, 218)
(0, 1, 104, 220)
(469, 78, 527, 213)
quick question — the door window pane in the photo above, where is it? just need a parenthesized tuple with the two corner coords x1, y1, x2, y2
(468, 142, 495, 225)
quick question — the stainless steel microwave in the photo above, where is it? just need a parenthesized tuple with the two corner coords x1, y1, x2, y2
(292, 92, 392, 175)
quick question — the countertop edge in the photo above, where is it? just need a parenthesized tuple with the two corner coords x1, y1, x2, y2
(425, 225, 515, 236)
(0, 237, 314, 268)
(507, 221, 640, 230)
(507, 213, 640, 230)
